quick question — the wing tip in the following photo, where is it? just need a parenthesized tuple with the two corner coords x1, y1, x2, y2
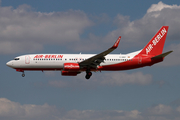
(111, 36, 121, 49)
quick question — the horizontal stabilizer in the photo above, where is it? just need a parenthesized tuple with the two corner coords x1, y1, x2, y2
(151, 51, 173, 60)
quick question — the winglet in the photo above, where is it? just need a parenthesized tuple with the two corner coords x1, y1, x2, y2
(111, 36, 121, 49)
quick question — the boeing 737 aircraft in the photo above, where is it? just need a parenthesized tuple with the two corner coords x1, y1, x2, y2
(6, 26, 172, 79)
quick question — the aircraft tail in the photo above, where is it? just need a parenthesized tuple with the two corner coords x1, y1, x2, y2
(138, 26, 169, 56)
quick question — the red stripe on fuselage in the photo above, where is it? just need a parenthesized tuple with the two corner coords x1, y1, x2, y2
(98, 56, 163, 71)
(15, 68, 63, 71)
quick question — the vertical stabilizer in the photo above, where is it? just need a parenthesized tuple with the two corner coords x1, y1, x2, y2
(139, 26, 169, 56)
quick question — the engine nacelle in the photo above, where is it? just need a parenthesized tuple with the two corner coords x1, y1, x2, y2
(63, 63, 80, 71)
(61, 70, 79, 76)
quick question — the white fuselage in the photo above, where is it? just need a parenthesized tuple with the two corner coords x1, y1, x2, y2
(6, 50, 141, 71)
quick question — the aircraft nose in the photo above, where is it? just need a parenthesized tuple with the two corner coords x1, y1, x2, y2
(6, 61, 13, 67)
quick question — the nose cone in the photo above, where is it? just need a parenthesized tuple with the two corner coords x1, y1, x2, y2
(6, 61, 13, 67)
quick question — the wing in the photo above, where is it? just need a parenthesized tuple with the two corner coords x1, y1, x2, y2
(79, 36, 121, 69)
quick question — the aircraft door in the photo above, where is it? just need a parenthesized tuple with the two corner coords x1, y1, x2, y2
(138, 56, 142, 64)
(25, 56, 31, 64)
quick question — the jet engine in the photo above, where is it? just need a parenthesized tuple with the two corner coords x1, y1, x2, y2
(63, 63, 80, 71)
(61, 70, 79, 76)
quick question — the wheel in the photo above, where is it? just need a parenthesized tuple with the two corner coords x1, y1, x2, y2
(85, 71, 92, 79)
(22, 73, 25, 77)
(85, 75, 90, 79)
(87, 72, 92, 76)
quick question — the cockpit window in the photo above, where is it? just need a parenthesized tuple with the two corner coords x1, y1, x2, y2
(14, 58, 20, 60)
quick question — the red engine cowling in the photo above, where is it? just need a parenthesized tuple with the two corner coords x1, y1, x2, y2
(61, 70, 79, 76)
(63, 63, 80, 71)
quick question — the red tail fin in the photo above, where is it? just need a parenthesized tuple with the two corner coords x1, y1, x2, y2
(139, 26, 169, 56)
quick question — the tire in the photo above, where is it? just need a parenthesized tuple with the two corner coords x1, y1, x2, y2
(22, 73, 25, 77)
(85, 75, 90, 79)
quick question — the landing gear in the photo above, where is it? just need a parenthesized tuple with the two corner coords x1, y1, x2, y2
(85, 70, 92, 79)
(22, 72, 25, 77)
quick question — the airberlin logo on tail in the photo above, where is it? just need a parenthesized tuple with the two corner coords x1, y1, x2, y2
(146, 28, 167, 54)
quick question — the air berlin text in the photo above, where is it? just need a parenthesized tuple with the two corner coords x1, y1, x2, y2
(34, 55, 63, 59)
(146, 28, 167, 54)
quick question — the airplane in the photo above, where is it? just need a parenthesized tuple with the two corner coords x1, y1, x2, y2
(6, 26, 172, 79)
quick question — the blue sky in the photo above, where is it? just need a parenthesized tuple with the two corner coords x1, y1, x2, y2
(1, 0, 180, 120)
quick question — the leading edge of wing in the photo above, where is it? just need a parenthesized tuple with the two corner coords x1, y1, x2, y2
(79, 36, 121, 68)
